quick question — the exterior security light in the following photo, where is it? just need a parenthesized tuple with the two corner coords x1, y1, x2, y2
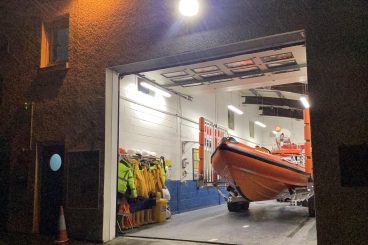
(228, 105, 243, 115)
(300, 97, 310, 108)
(255, 121, 267, 128)
(179, 0, 199, 17)
(140, 82, 172, 98)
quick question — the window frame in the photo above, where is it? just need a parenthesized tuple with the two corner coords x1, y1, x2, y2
(249, 121, 255, 138)
(40, 15, 69, 68)
(228, 109, 235, 130)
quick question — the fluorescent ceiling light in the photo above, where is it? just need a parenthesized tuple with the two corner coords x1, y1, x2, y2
(240, 73, 264, 79)
(261, 52, 294, 63)
(231, 66, 259, 73)
(226, 59, 254, 68)
(162, 71, 188, 78)
(255, 121, 266, 128)
(182, 82, 202, 87)
(171, 76, 194, 83)
(266, 60, 297, 69)
(300, 97, 310, 108)
(210, 78, 232, 84)
(228, 105, 243, 115)
(193, 65, 219, 73)
(140, 82, 172, 98)
(179, 0, 199, 17)
(272, 68, 300, 74)
(199, 72, 224, 78)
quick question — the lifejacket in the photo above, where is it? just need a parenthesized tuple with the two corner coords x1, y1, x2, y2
(118, 159, 137, 198)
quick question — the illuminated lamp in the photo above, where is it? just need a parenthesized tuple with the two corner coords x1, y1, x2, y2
(179, 0, 199, 17)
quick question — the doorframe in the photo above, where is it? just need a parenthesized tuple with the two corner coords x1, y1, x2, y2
(102, 30, 307, 242)
(103, 69, 119, 242)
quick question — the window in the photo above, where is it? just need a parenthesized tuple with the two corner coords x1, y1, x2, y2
(49, 154, 62, 171)
(249, 121, 255, 138)
(40, 16, 69, 68)
(228, 109, 235, 130)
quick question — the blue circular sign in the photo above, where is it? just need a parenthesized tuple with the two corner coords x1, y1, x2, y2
(50, 154, 62, 171)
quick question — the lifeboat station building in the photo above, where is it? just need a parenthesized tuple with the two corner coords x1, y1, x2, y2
(0, 1, 367, 244)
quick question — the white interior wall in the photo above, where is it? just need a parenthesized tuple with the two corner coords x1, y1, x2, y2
(118, 75, 303, 181)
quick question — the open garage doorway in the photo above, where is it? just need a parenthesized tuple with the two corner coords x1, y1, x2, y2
(104, 30, 316, 244)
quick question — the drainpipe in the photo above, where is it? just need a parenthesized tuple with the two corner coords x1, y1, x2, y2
(29, 102, 34, 150)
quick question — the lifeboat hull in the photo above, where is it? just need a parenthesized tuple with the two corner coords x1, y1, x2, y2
(211, 138, 310, 201)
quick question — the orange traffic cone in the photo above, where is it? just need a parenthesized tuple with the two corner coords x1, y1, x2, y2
(120, 198, 133, 229)
(55, 206, 69, 243)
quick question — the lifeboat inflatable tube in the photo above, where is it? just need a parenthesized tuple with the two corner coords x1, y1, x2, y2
(211, 137, 310, 202)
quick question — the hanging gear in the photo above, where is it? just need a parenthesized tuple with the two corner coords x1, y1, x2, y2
(160, 156, 167, 183)
(118, 159, 137, 198)
(117, 197, 133, 230)
(130, 159, 149, 198)
(150, 164, 165, 192)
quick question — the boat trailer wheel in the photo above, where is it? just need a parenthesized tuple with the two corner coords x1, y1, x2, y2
(227, 201, 250, 212)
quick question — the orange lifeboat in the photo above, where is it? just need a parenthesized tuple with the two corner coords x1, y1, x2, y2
(211, 137, 310, 202)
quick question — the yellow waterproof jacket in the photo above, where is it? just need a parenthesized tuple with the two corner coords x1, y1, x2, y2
(158, 157, 167, 183)
(130, 159, 149, 198)
(143, 168, 155, 194)
(150, 164, 165, 192)
(118, 159, 137, 198)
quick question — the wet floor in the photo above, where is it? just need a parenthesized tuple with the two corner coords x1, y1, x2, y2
(125, 200, 317, 245)
(0, 201, 316, 245)
(0, 232, 213, 245)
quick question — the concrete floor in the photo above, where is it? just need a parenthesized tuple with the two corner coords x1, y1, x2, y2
(124, 200, 317, 245)
(0, 201, 316, 245)
(108, 237, 216, 245)
(0, 233, 206, 245)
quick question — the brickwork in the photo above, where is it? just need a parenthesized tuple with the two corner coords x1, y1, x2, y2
(1, 0, 367, 244)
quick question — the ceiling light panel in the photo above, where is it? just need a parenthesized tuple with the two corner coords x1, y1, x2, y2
(192, 65, 219, 73)
(225, 59, 254, 68)
(272, 68, 300, 74)
(181, 82, 203, 87)
(162, 70, 188, 78)
(231, 66, 260, 74)
(240, 73, 264, 79)
(199, 71, 224, 78)
(261, 52, 294, 63)
(266, 60, 297, 69)
(209, 78, 232, 84)
(171, 76, 195, 83)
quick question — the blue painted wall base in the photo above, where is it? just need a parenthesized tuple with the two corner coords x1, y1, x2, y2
(165, 180, 227, 214)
